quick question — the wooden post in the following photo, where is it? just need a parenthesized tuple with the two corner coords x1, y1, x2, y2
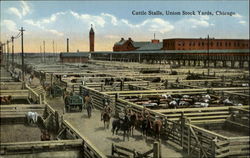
(101, 84, 104, 92)
(211, 139, 216, 158)
(181, 112, 185, 148)
(187, 125, 191, 155)
(55, 111, 60, 132)
(159, 140, 162, 158)
(153, 141, 160, 158)
(39, 94, 42, 104)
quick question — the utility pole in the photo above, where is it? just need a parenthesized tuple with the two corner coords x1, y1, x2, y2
(20, 27, 25, 89)
(43, 40, 45, 63)
(53, 40, 55, 53)
(67, 38, 69, 52)
(40, 45, 42, 62)
(53, 40, 55, 62)
(11, 36, 14, 71)
(6, 40, 9, 70)
(207, 35, 210, 76)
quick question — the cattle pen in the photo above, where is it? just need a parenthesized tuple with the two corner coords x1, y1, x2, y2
(1, 54, 249, 158)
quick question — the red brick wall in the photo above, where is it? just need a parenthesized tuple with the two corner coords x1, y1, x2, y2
(90, 32, 94, 52)
(163, 39, 249, 50)
(113, 41, 137, 51)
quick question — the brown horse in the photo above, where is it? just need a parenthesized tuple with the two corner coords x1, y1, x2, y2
(129, 112, 137, 136)
(0, 96, 12, 104)
(102, 112, 111, 129)
(153, 119, 163, 140)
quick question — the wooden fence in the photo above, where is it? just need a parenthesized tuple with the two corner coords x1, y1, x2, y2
(43, 102, 106, 158)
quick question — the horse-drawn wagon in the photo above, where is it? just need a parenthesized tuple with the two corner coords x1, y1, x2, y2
(64, 95, 83, 112)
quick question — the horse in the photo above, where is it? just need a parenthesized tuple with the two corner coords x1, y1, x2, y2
(102, 112, 111, 129)
(141, 117, 152, 139)
(153, 119, 163, 140)
(128, 112, 137, 136)
(86, 103, 93, 118)
(112, 116, 131, 141)
(85, 95, 93, 118)
(0, 96, 12, 104)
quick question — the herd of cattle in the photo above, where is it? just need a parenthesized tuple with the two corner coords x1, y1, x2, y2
(126, 94, 243, 109)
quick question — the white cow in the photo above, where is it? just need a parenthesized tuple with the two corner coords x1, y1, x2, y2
(27, 112, 39, 125)
(193, 102, 209, 108)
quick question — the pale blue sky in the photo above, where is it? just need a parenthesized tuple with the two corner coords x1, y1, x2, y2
(1, 0, 249, 52)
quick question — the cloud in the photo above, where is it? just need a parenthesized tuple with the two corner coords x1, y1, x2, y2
(24, 19, 64, 36)
(176, 15, 212, 29)
(239, 20, 246, 24)
(70, 11, 106, 27)
(101, 13, 118, 26)
(8, 7, 22, 19)
(8, 1, 30, 18)
(21, 1, 30, 16)
(233, 13, 243, 18)
(1, 20, 18, 32)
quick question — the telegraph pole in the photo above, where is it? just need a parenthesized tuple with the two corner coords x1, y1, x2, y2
(20, 27, 25, 88)
(11, 36, 14, 71)
(43, 40, 45, 63)
(40, 45, 42, 62)
(67, 38, 69, 52)
(6, 40, 9, 70)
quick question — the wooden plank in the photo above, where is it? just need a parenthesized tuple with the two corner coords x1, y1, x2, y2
(226, 120, 250, 129)
(163, 111, 229, 117)
(153, 105, 249, 113)
(191, 119, 226, 124)
(0, 104, 45, 109)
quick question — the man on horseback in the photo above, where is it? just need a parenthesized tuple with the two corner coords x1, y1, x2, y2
(141, 106, 150, 119)
(101, 98, 112, 121)
(85, 94, 94, 118)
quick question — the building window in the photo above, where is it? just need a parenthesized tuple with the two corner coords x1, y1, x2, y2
(183, 42, 185, 46)
(225, 42, 227, 46)
(211, 42, 213, 46)
(237, 42, 240, 46)
(234, 42, 236, 46)
(189, 42, 191, 46)
(202, 42, 204, 46)
(198, 42, 200, 46)
(193, 42, 195, 46)
(217, 42, 219, 46)
(220, 42, 222, 46)
(178, 42, 182, 46)
(229, 42, 231, 46)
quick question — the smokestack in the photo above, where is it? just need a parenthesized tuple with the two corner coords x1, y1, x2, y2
(67, 38, 69, 52)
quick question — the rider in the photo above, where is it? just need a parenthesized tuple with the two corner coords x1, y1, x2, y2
(101, 99, 112, 121)
(85, 94, 93, 108)
(141, 106, 150, 119)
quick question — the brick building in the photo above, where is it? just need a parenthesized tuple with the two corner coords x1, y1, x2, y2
(113, 37, 249, 52)
(113, 38, 163, 51)
(162, 38, 249, 50)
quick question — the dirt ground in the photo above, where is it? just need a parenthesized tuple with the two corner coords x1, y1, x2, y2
(0, 124, 41, 143)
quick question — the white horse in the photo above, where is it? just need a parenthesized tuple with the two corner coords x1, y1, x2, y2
(27, 112, 39, 125)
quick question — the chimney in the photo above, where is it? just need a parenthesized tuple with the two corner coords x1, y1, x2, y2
(67, 38, 69, 52)
(151, 33, 159, 43)
(128, 37, 132, 41)
(121, 38, 124, 41)
(151, 39, 160, 44)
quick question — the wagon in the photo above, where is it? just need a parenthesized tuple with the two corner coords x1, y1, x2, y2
(50, 85, 64, 98)
(64, 95, 83, 112)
